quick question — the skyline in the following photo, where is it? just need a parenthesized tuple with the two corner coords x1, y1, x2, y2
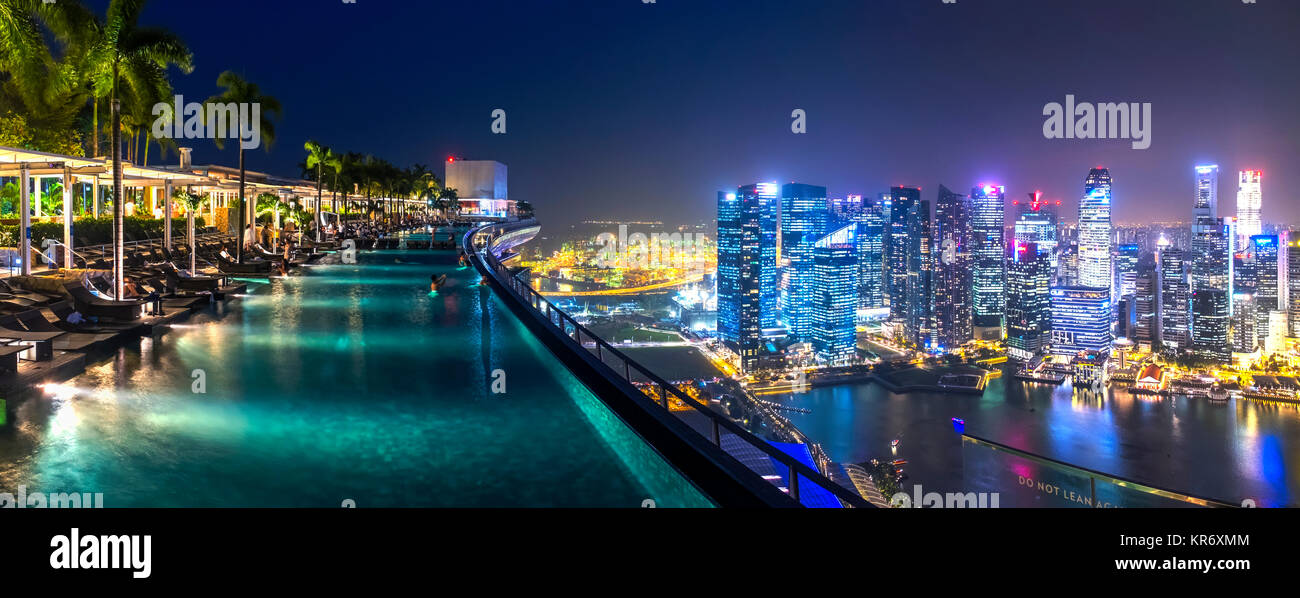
(101, 0, 1300, 229)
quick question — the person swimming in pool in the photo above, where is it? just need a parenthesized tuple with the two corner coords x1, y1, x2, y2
(430, 273, 448, 292)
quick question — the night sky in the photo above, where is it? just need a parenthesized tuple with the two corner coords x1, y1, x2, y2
(113, 0, 1299, 229)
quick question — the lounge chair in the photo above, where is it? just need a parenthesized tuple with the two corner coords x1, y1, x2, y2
(62, 282, 143, 321)
(217, 250, 273, 275)
(159, 262, 223, 293)
(7, 311, 115, 353)
(0, 317, 60, 361)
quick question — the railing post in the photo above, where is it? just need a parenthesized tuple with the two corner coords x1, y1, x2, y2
(711, 418, 720, 445)
(789, 464, 800, 502)
(624, 360, 631, 381)
(659, 383, 669, 409)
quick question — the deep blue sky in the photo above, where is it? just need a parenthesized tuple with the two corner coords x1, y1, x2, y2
(111, 0, 1299, 229)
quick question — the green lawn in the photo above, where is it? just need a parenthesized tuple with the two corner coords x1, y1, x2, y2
(587, 323, 681, 343)
(618, 346, 723, 380)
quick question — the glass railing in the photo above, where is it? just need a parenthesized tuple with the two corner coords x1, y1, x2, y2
(466, 220, 873, 508)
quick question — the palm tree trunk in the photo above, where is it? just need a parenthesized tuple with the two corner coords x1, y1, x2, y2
(111, 74, 124, 299)
(315, 165, 323, 242)
(237, 146, 246, 263)
(92, 95, 99, 157)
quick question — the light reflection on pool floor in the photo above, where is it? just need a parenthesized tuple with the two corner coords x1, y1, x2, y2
(0, 250, 710, 507)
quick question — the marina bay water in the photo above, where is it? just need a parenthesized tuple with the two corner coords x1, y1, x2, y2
(770, 372, 1300, 507)
(0, 250, 710, 507)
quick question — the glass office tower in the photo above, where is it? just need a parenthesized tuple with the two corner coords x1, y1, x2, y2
(932, 185, 972, 349)
(1050, 286, 1113, 356)
(811, 223, 860, 365)
(1007, 241, 1052, 360)
(970, 183, 1006, 338)
(778, 183, 828, 339)
(1078, 168, 1113, 292)
(719, 187, 766, 371)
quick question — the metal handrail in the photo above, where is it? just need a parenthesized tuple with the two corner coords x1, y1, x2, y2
(466, 220, 872, 508)
(35, 239, 91, 268)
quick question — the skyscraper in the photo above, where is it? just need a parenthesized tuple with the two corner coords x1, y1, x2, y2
(1287, 239, 1300, 337)
(1252, 234, 1280, 347)
(1191, 290, 1230, 362)
(855, 196, 885, 310)
(1050, 286, 1113, 356)
(1194, 165, 1218, 220)
(1134, 267, 1158, 348)
(1115, 243, 1140, 299)
(755, 183, 779, 330)
(1231, 292, 1256, 353)
(1007, 241, 1052, 360)
(970, 183, 1006, 339)
(1236, 170, 1263, 244)
(778, 183, 828, 339)
(1078, 167, 1113, 292)
(931, 185, 972, 349)
(903, 197, 932, 348)
(1013, 192, 1060, 281)
(1190, 165, 1232, 361)
(717, 189, 761, 371)
(886, 186, 922, 323)
(1158, 241, 1190, 350)
(811, 223, 859, 365)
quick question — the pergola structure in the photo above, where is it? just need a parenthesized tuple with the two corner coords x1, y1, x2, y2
(0, 144, 429, 283)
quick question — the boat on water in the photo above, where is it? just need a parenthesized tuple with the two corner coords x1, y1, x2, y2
(1208, 384, 1229, 402)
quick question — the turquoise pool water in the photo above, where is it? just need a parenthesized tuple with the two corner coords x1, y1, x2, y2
(0, 250, 712, 507)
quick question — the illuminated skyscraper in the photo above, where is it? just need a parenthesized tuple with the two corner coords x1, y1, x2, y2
(1078, 168, 1113, 292)
(1190, 165, 1232, 361)
(931, 185, 972, 349)
(1007, 241, 1052, 360)
(1252, 235, 1280, 347)
(1050, 286, 1113, 356)
(717, 189, 761, 371)
(1158, 239, 1190, 350)
(1194, 165, 1218, 220)
(1134, 267, 1158, 348)
(1013, 192, 1060, 281)
(755, 183, 779, 330)
(970, 183, 1006, 338)
(1115, 243, 1140, 299)
(778, 183, 828, 339)
(855, 196, 885, 310)
(903, 197, 932, 348)
(1231, 292, 1256, 353)
(1288, 239, 1300, 337)
(811, 223, 859, 365)
(1191, 290, 1230, 362)
(886, 186, 922, 324)
(1236, 170, 1262, 244)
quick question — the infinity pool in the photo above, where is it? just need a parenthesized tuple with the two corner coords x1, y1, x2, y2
(0, 250, 711, 507)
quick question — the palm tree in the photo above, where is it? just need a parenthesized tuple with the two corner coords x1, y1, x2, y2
(303, 140, 335, 241)
(205, 71, 281, 263)
(87, 0, 192, 297)
(1, 0, 96, 154)
(439, 187, 459, 221)
(326, 152, 343, 219)
(0, 0, 58, 108)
